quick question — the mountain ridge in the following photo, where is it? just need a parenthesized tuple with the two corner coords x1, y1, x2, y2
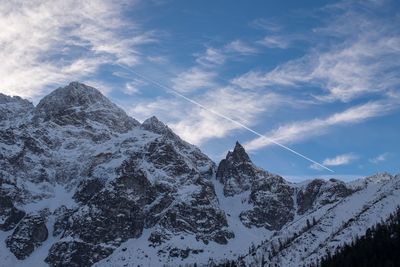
(0, 82, 398, 267)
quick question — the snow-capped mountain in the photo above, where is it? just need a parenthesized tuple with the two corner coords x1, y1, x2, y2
(0, 82, 399, 267)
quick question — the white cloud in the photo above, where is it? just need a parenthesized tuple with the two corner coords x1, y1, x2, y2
(147, 55, 168, 64)
(194, 39, 260, 70)
(369, 153, 389, 164)
(124, 79, 148, 95)
(129, 87, 289, 144)
(244, 100, 398, 152)
(0, 0, 154, 100)
(231, 2, 400, 102)
(323, 153, 358, 166)
(169, 90, 286, 144)
(225, 40, 258, 55)
(195, 48, 226, 67)
(309, 164, 324, 171)
(250, 18, 282, 32)
(231, 64, 303, 89)
(310, 153, 358, 170)
(258, 36, 290, 49)
(171, 67, 216, 93)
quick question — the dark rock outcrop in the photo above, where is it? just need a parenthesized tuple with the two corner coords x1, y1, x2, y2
(297, 179, 354, 214)
(0, 194, 25, 231)
(240, 176, 295, 230)
(0, 178, 26, 231)
(6, 213, 48, 260)
(216, 142, 258, 196)
(45, 241, 113, 267)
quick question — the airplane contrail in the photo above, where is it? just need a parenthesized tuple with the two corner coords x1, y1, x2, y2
(117, 64, 335, 173)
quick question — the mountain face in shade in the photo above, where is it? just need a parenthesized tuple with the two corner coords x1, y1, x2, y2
(216, 142, 256, 196)
(0, 82, 399, 267)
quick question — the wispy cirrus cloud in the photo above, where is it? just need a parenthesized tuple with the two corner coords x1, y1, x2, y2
(257, 36, 290, 49)
(244, 100, 399, 152)
(231, 1, 400, 102)
(369, 153, 390, 164)
(225, 40, 258, 55)
(171, 67, 217, 93)
(164, 0, 400, 150)
(129, 87, 290, 144)
(124, 78, 148, 95)
(195, 48, 226, 67)
(194, 39, 259, 69)
(250, 18, 283, 32)
(0, 0, 154, 100)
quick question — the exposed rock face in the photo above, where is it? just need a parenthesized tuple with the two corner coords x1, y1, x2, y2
(217, 142, 295, 229)
(297, 179, 354, 214)
(216, 142, 259, 196)
(6, 213, 48, 260)
(297, 179, 325, 214)
(0, 178, 26, 231)
(155, 176, 234, 246)
(216, 143, 356, 231)
(0, 194, 25, 231)
(45, 241, 113, 267)
(240, 175, 295, 230)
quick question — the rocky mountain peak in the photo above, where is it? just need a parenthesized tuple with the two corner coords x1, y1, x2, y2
(216, 141, 258, 196)
(141, 116, 167, 134)
(35, 82, 111, 112)
(33, 82, 139, 132)
(140, 116, 183, 143)
(227, 141, 252, 164)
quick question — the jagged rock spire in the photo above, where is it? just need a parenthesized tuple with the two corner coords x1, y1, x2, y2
(227, 141, 252, 164)
(216, 141, 256, 196)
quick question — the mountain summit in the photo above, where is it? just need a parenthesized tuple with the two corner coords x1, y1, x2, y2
(34, 82, 139, 132)
(229, 141, 252, 163)
(0, 82, 399, 267)
(37, 82, 111, 108)
(216, 141, 258, 196)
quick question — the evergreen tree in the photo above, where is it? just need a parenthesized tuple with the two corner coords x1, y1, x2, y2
(320, 208, 400, 267)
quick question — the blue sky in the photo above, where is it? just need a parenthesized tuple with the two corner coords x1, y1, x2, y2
(1, 0, 400, 179)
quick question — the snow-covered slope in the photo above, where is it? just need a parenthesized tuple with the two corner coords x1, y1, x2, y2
(0, 82, 399, 267)
(236, 173, 400, 267)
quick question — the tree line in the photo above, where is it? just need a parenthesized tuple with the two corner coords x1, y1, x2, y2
(320, 207, 400, 267)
